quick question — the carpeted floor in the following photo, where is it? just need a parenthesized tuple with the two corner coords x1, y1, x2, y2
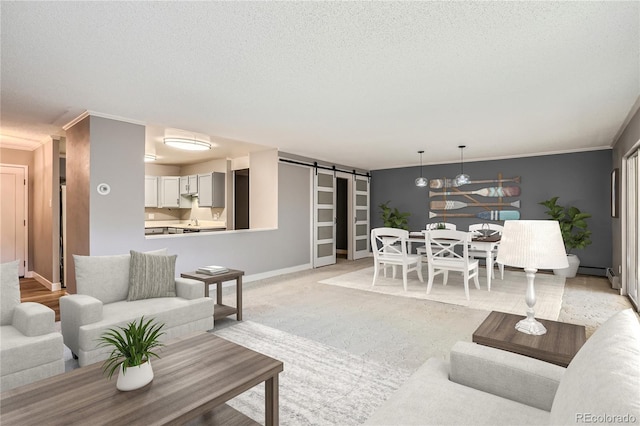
(214, 321, 411, 425)
(319, 266, 565, 321)
(58, 257, 635, 425)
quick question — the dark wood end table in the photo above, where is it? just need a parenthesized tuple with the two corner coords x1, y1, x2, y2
(181, 269, 244, 321)
(472, 311, 586, 367)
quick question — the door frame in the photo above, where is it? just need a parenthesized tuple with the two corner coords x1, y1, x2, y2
(1, 163, 29, 276)
(622, 141, 640, 311)
(335, 172, 354, 260)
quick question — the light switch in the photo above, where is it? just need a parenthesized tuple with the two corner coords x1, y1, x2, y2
(149, 213, 155, 219)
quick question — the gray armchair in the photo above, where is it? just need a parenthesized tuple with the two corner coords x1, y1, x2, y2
(0, 261, 64, 391)
(60, 251, 214, 367)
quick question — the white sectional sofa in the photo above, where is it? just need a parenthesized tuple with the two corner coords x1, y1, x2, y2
(366, 308, 640, 425)
(60, 251, 214, 367)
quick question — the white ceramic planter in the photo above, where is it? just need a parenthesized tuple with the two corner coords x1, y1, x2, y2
(116, 361, 154, 391)
(553, 254, 580, 278)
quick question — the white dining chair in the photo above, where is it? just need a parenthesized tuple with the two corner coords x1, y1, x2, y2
(371, 228, 423, 291)
(468, 223, 504, 282)
(416, 223, 457, 255)
(424, 229, 480, 300)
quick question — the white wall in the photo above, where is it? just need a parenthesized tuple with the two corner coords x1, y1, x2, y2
(250, 149, 278, 229)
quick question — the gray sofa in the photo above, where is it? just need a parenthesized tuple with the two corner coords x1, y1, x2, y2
(60, 251, 214, 367)
(1, 260, 64, 391)
(366, 308, 640, 425)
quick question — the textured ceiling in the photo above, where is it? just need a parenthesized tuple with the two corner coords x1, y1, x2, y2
(1, 1, 638, 169)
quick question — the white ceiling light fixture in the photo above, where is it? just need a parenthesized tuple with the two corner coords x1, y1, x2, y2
(455, 145, 470, 186)
(144, 153, 156, 162)
(163, 137, 212, 151)
(415, 150, 428, 187)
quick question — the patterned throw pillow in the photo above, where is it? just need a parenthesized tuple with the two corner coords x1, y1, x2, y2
(127, 250, 177, 301)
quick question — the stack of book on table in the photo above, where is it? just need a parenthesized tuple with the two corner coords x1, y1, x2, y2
(196, 265, 229, 275)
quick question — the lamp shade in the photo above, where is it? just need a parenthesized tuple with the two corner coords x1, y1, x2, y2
(497, 220, 569, 269)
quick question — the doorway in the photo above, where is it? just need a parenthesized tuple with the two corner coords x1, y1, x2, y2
(0, 164, 28, 276)
(312, 170, 370, 267)
(336, 178, 348, 259)
(234, 169, 249, 230)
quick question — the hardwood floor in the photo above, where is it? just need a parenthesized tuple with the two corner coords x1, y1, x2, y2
(19, 278, 66, 322)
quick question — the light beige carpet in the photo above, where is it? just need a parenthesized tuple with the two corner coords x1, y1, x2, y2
(319, 266, 565, 321)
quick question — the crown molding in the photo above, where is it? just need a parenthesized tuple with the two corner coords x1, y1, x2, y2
(63, 110, 146, 130)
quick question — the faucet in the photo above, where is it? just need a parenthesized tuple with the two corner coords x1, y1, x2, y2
(195, 218, 199, 226)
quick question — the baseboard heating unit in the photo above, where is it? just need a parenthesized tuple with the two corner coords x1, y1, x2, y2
(606, 267, 621, 290)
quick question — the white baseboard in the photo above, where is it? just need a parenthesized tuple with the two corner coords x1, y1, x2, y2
(209, 264, 313, 290)
(244, 263, 312, 283)
(30, 271, 62, 292)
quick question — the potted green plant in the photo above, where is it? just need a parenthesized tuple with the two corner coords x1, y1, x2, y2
(98, 316, 165, 391)
(379, 201, 411, 230)
(539, 196, 592, 278)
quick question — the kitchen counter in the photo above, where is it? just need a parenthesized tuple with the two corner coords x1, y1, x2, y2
(145, 220, 226, 234)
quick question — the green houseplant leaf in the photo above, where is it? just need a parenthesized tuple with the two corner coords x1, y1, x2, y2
(97, 316, 165, 379)
(539, 197, 592, 253)
(379, 201, 410, 230)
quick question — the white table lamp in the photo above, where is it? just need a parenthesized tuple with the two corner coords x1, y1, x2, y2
(496, 220, 568, 335)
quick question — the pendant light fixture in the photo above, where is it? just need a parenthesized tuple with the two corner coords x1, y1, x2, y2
(455, 145, 470, 186)
(415, 150, 428, 187)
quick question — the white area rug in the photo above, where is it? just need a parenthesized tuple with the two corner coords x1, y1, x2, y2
(319, 266, 565, 321)
(214, 321, 411, 425)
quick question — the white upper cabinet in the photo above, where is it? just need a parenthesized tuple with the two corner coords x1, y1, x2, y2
(198, 172, 225, 207)
(158, 176, 180, 208)
(180, 175, 198, 195)
(144, 176, 158, 208)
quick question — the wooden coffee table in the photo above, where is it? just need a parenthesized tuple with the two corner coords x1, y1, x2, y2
(181, 269, 244, 321)
(0, 333, 283, 425)
(472, 311, 586, 367)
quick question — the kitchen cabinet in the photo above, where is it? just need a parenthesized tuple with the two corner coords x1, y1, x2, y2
(180, 175, 198, 195)
(158, 176, 180, 208)
(198, 172, 225, 207)
(144, 176, 158, 208)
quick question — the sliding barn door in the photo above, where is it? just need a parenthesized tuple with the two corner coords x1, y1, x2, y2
(352, 175, 370, 260)
(313, 169, 336, 268)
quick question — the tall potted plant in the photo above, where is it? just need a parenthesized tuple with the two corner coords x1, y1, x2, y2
(379, 201, 411, 230)
(98, 316, 165, 391)
(539, 197, 592, 278)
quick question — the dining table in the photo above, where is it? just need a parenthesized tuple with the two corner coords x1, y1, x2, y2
(408, 231, 501, 290)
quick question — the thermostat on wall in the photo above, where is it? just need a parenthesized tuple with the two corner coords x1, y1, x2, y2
(97, 183, 111, 195)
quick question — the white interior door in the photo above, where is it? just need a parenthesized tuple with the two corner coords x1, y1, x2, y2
(352, 175, 370, 259)
(313, 169, 336, 268)
(626, 150, 639, 310)
(1, 165, 27, 276)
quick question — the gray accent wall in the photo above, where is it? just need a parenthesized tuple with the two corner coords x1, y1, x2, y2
(371, 150, 613, 276)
